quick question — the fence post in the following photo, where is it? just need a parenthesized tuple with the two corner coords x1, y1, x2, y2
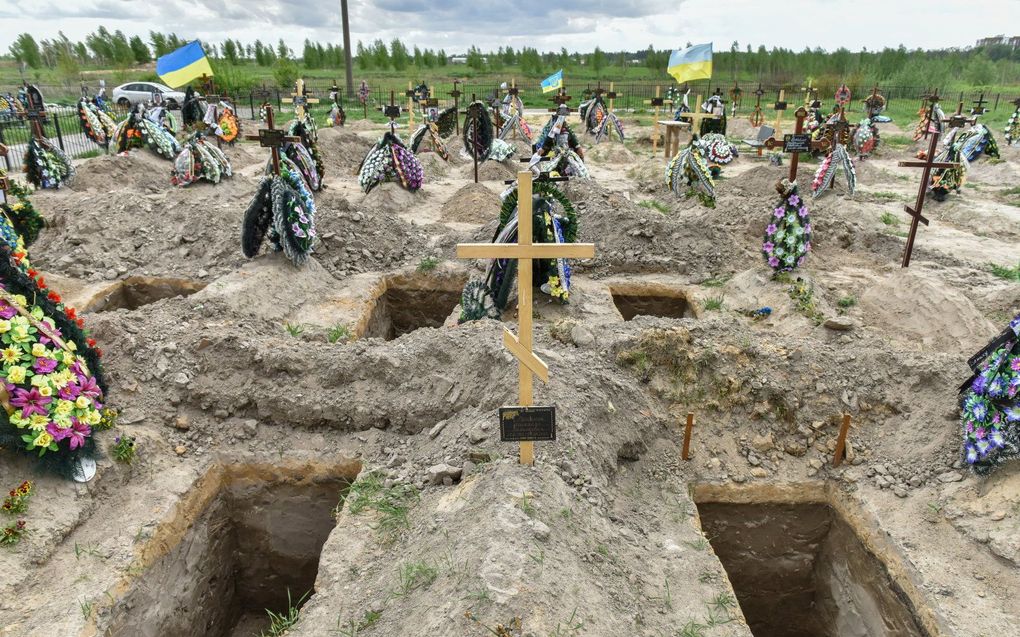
(52, 108, 65, 151)
(994, 93, 1000, 111)
(250, 90, 255, 120)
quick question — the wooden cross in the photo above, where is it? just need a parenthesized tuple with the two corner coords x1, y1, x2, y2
(456, 171, 595, 465)
(645, 86, 664, 152)
(773, 89, 789, 136)
(676, 94, 719, 137)
(729, 81, 742, 116)
(896, 91, 972, 268)
(503, 78, 524, 140)
(461, 93, 483, 183)
(450, 80, 463, 134)
(749, 83, 765, 127)
(282, 79, 319, 120)
(200, 74, 227, 104)
(379, 90, 404, 129)
(764, 106, 830, 184)
(824, 106, 853, 149)
(971, 91, 988, 116)
(405, 81, 416, 129)
(21, 88, 47, 142)
(243, 105, 300, 176)
(548, 87, 574, 112)
(802, 81, 818, 106)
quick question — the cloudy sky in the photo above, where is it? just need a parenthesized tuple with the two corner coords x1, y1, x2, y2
(0, 0, 1013, 55)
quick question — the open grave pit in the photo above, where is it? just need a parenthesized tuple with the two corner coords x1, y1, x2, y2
(359, 271, 467, 341)
(84, 276, 207, 313)
(102, 461, 360, 637)
(610, 282, 698, 321)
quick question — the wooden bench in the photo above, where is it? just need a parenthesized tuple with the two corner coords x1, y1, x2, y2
(658, 120, 692, 159)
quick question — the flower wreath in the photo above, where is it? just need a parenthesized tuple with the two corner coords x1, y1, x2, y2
(410, 121, 450, 161)
(459, 181, 579, 322)
(0, 241, 110, 476)
(283, 141, 322, 192)
(666, 138, 715, 208)
(287, 119, 324, 188)
(462, 101, 495, 162)
(77, 97, 115, 148)
(834, 84, 852, 107)
(358, 131, 424, 194)
(217, 103, 241, 144)
(532, 112, 588, 178)
(699, 133, 737, 165)
(171, 133, 233, 187)
(498, 93, 532, 142)
(1005, 105, 1020, 147)
(240, 156, 317, 267)
(852, 118, 879, 158)
(957, 124, 1000, 162)
(24, 137, 75, 190)
(958, 314, 1020, 474)
(811, 139, 856, 198)
(762, 179, 811, 273)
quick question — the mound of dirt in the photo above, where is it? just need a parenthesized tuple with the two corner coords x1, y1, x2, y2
(70, 151, 176, 194)
(418, 153, 451, 179)
(440, 183, 502, 223)
(317, 127, 376, 176)
(859, 270, 996, 352)
(587, 142, 637, 165)
(460, 159, 515, 182)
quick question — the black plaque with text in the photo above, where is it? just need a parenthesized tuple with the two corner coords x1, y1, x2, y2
(499, 406, 556, 442)
(258, 129, 285, 148)
(784, 133, 812, 153)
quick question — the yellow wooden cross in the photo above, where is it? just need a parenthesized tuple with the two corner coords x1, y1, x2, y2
(676, 94, 719, 137)
(282, 79, 320, 120)
(407, 81, 416, 130)
(773, 89, 788, 137)
(456, 171, 596, 465)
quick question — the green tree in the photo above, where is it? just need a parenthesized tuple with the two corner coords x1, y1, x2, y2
(438, 49, 448, 66)
(129, 35, 150, 63)
(356, 41, 371, 70)
(390, 39, 410, 71)
(277, 38, 290, 59)
(10, 33, 43, 68)
(589, 46, 606, 76)
(273, 57, 299, 86)
(110, 30, 135, 68)
(302, 39, 319, 68)
(466, 46, 484, 70)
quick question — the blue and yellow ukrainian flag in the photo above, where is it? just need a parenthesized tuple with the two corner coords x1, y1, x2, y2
(667, 43, 713, 84)
(156, 41, 214, 88)
(541, 70, 564, 94)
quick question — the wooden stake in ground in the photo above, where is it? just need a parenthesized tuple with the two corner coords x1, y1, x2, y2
(773, 89, 789, 136)
(682, 413, 694, 461)
(405, 81, 416, 130)
(456, 171, 596, 465)
(764, 106, 830, 183)
(244, 105, 300, 176)
(833, 414, 852, 467)
(897, 91, 973, 268)
(645, 86, 664, 153)
(282, 79, 319, 121)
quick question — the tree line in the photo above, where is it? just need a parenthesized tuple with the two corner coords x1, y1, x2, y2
(7, 30, 1020, 88)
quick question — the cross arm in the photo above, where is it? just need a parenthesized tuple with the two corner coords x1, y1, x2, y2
(456, 243, 595, 260)
(903, 205, 930, 226)
(503, 330, 549, 382)
(898, 161, 957, 169)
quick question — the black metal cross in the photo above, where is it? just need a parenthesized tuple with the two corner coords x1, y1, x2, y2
(450, 80, 463, 134)
(972, 91, 988, 116)
(548, 88, 574, 112)
(243, 105, 300, 176)
(21, 88, 47, 141)
(749, 83, 765, 126)
(897, 91, 974, 268)
(461, 93, 484, 183)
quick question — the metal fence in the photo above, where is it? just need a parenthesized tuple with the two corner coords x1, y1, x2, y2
(1, 105, 115, 173)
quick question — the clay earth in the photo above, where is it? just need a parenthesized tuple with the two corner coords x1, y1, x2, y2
(0, 111, 1018, 637)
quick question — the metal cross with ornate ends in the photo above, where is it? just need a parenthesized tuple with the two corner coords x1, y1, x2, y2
(243, 105, 300, 177)
(282, 79, 319, 120)
(22, 88, 47, 141)
(764, 106, 830, 184)
(896, 91, 974, 268)
(456, 171, 595, 466)
(749, 83, 766, 127)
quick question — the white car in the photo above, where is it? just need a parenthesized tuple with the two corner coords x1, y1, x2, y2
(111, 82, 190, 109)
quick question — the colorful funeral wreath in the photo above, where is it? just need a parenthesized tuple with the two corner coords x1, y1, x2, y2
(811, 140, 856, 198)
(113, 105, 181, 160)
(957, 124, 999, 162)
(462, 101, 495, 162)
(0, 173, 44, 246)
(762, 179, 812, 273)
(699, 133, 737, 165)
(77, 97, 116, 148)
(666, 139, 715, 207)
(171, 133, 233, 187)
(498, 93, 532, 142)
(459, 181, 578, 322)
(0, 239, 110, 475)
(358, 131, 424, 194)
(852, 118, 879, 158)
(1005, 105, 1020, 147)
(241, 155, 317, 267)
(959, 314, 1020, 474)
(24, 137, 75, 190)
(287, 119, 324, 188)
(531, 111, 588, 179)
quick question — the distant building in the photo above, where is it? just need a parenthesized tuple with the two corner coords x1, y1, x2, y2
(450, 56, 467, 64)
(976, 34, 1020, 48)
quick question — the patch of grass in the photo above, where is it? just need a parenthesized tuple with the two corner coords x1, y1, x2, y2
(880, 212, 900, 226)
(74, 542, 102, 560)
(516, 492, 536, 518)
(392, 561, 438, 597)
(868, 191, 902, 202)
(989, 262, 1020, 281)
(528, 548, 545, 565)
(417, 255, 440, 272)
(677, 618, 707, 637)
(787, 278, 825, 324)
(78, 598, 94, 620)
(702, 296, 724, 311)
(260, 590, 308, 637)
(837, 295, 857, 310)
(638, 199, 670, 214)
(685, 537, 711, 551)
(343, 472, 419, 541)
(75, 149, 105, 160)
(882, 134, 914, 149)
(550, 608, 585, 636)
(283, 322, 304, 337)
(111, 435, 136, 464)
(700, 274, 731, 288)
(327, 323, 353, 344)
(337, 609, 383, 636)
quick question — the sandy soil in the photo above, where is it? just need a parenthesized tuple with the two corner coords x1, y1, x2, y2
(0, 112, 1018, 637)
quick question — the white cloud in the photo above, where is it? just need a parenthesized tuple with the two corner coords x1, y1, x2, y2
(0, 0, 1012, 55)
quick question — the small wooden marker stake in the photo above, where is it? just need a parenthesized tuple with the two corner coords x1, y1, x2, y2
(282, 78, 319, 121)
(456, 171, 596, 465)
(682, 413, 694, 461)
(833, 414, 852, 467)
(243, 105, 300, 176)
(405, 81, 416, 129)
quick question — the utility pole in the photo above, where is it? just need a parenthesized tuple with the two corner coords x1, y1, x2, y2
(340, 0, 354, 97)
